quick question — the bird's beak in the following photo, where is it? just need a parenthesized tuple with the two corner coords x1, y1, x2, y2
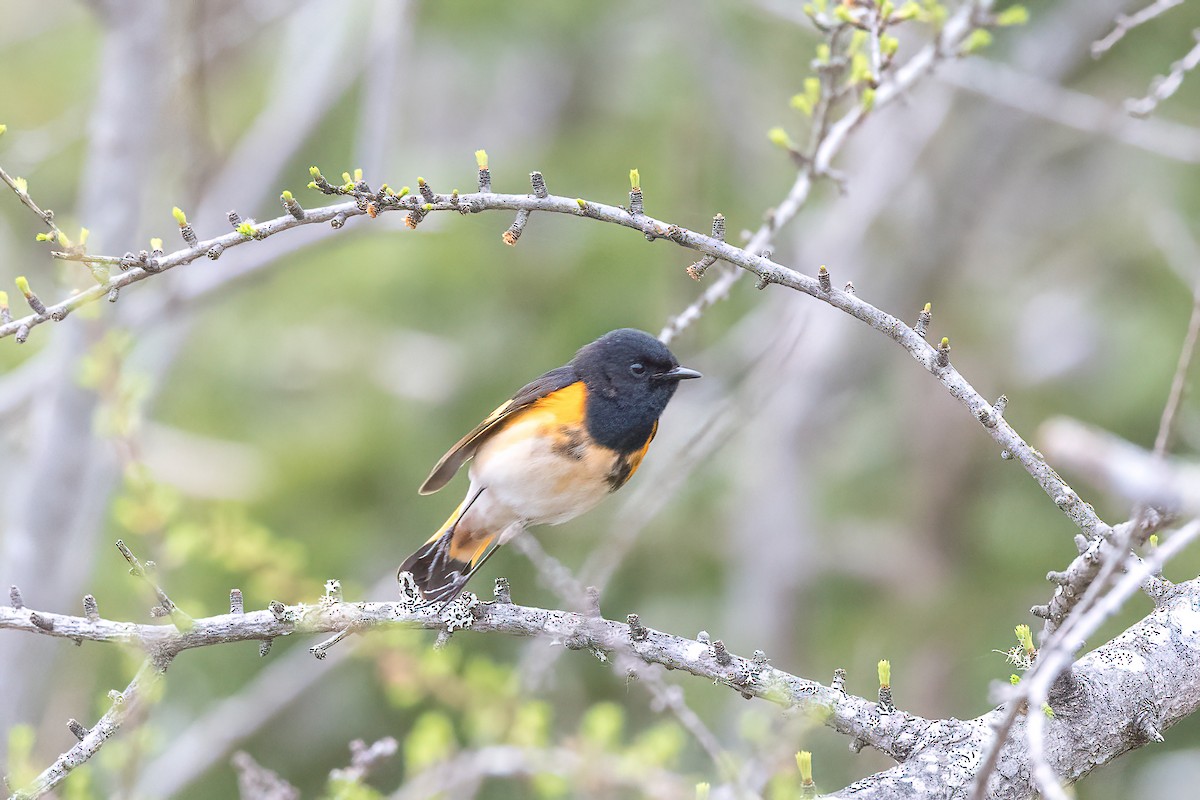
(658, 365, 702, 381)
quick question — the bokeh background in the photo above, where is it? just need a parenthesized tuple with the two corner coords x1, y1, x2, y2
(2, 0, 1200, 797)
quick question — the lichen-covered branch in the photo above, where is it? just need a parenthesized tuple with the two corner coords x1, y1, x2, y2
(7, 572, 1199, 800)
(0, 588, 909, 764)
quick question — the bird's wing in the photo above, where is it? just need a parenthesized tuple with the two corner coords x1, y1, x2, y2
(419, 365, 579, 495)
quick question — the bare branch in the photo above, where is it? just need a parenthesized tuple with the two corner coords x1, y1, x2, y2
(1126, 29, 1200, 117)
(11, 659, 167, 800)
(1092, 0, 1185, 57)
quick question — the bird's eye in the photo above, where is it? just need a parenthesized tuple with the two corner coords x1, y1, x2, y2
(629, 363, 647, 377)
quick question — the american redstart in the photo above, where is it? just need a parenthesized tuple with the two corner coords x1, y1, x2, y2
(399, 328, 700, 604)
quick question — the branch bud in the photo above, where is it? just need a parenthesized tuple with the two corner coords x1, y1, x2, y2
(915, 302, 932, 338)
(797, 751, 814, 786)
(15, 276, 47, 315)
(529, 171, 548, 198)
(936, 337, 950, 368)
(818, 264, 831, 292)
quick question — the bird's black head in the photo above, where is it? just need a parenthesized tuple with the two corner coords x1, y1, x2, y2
(572, 328, 700, 453)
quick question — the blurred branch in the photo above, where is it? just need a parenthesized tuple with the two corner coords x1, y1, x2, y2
(1126, 29, 1200, 117)
(1091, 0, 1199, 118)
(941, 58, 1200, 163)
(512, 535, 753, 796)
(1040, 416, 1200, 514)
(390, 744, 694, 800)
(1092, 0, 1185, 57)
(0, 155, 65, 244)
(232, 736, 397, 800)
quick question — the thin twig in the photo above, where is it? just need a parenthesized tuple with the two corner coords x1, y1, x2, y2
(12, 659, 168, 800)
(1092, 0, 1185, 57)
(1126, 29, 1200, 118)
(0, 161, 64, 241)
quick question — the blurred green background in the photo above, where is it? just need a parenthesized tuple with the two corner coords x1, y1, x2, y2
(2, 0, 1200, 797)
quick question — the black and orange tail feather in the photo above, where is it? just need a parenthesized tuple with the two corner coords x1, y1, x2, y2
(398, 531, 472, 604)
(398, 498, 496, 604)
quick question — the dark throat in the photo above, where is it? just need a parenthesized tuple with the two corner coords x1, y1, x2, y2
(583, 387, 667, 454)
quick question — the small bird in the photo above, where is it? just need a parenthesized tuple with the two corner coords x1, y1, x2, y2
(399, 328, 700, 604)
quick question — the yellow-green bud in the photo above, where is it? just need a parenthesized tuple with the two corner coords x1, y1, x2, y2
(35, 232, 52, 242)
(834, 5, 855, 22)
(923, 302, 932, 313)
(475, 149, 488, 169)
(341, 171, 352, 185)
(150, 237, 163, 251)
(423, 203, 433, 211)
(281, 190, 294, 201)
(861, 88, 876, 111)
(996, 5, 1028, 26)
(629, 168, 640, 190)
(309, 166, 321, 177)
(896, 1, 921, 19)
(353, 168, 363, 182)
(78, 227, 89, 246)
(767, 127, 794, 149)
(877, 659, 891, 688)
(940, 336, 950, 347)
(881, 34, 900, 56)
(1042, 703, 1055, 718)
(172, 206, 187, 226)
(236, 222, 255, 237)
(13, 177, 26, 194)
(816, 43, 831, 63)
(1015, 624, 1034, 653)
(0, 124, 6, 136)
(398, 186, 410, 198)
(0, 291, 7, 308)
(962, 29, 993, 54)
(307, 181, 318, 190)
(576, 198, 587, 208)
(1010, 674, 1021, 685)
(15, 276, 31, 296)
(1150, 534, 1159, 548)
(796, 751, 813, 785)
(695, 783, 710, 800)
(56, 231, 69, 247)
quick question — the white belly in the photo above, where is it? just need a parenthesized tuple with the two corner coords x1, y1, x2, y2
(459, 412, 615, 541)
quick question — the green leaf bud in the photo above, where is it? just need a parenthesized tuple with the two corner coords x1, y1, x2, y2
(877, 659, 891, 688)
(996, 5, 1028, 26)
(15, 276, 31, 296)
(475, 149, 488, 169)
(767, 127, 794, 149)
(796, 751, 813, 785)
(172, 206, 187, 226)
(962, 29, 993, 54)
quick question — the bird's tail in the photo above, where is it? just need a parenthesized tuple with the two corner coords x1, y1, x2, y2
(398, 500, 494, 604)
